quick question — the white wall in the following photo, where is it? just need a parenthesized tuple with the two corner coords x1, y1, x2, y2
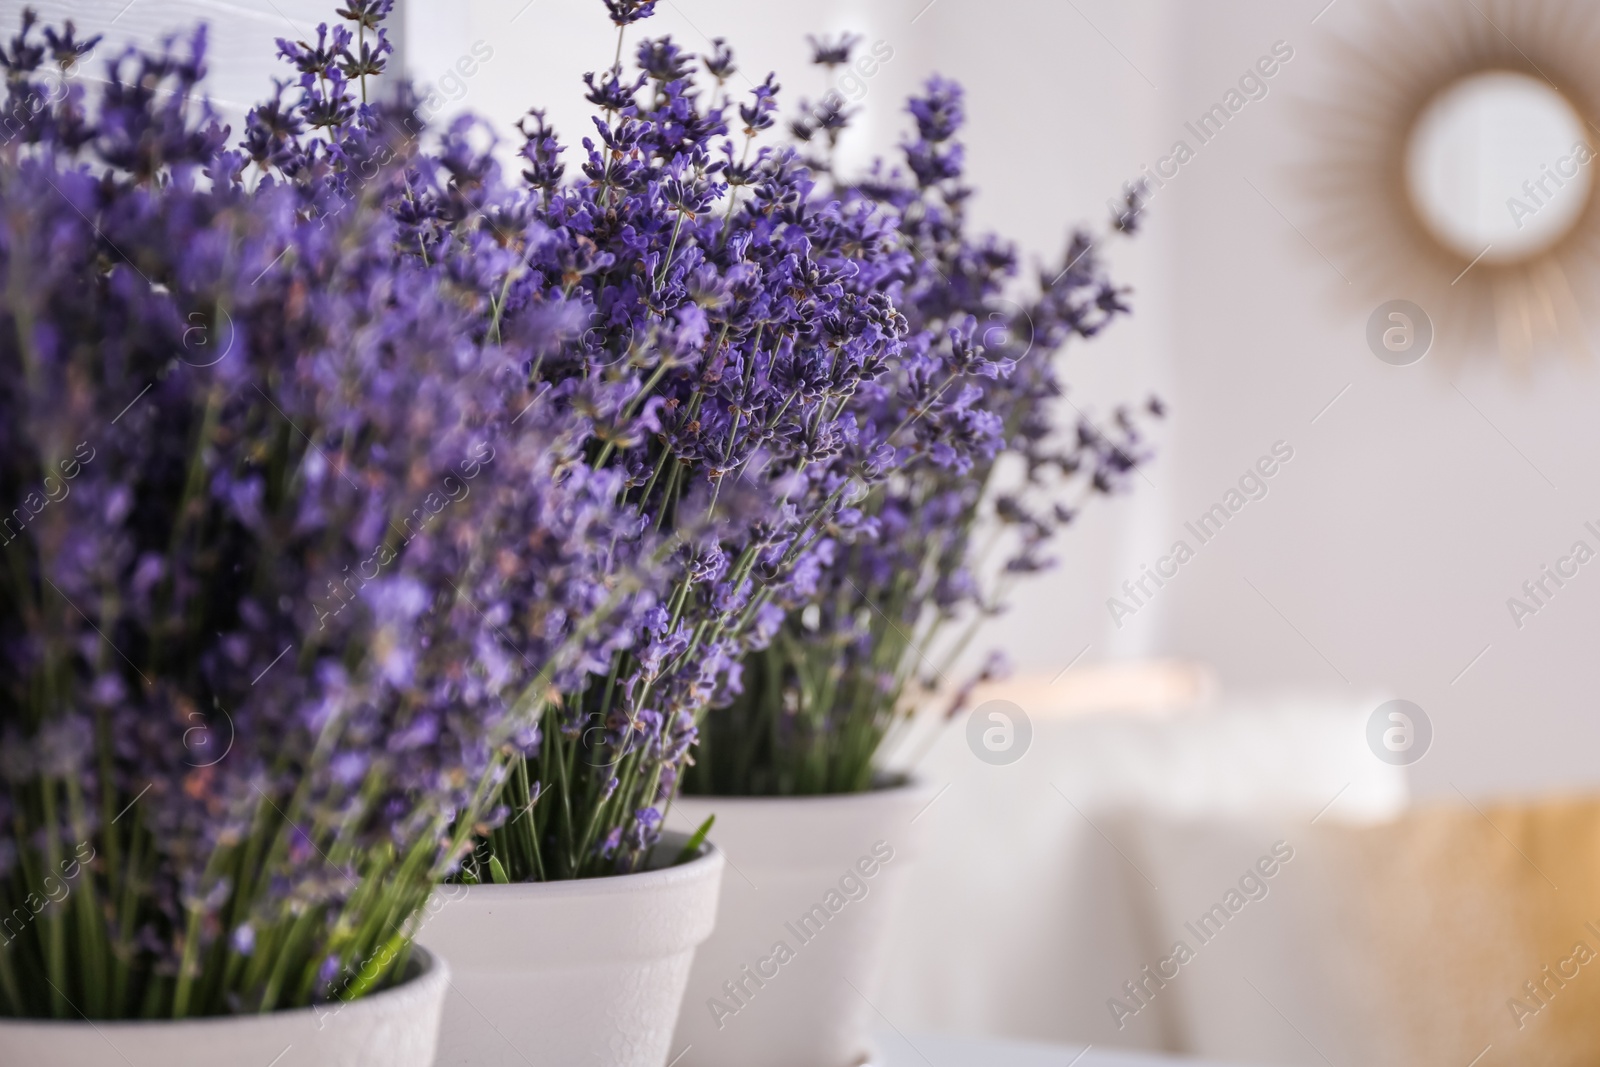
(1132, 0, 1600, 803)
(894, 0, 1600, 805)
(16, 0, 343, 125)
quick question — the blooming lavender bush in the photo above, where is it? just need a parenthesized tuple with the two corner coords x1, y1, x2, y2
(690, 53, 1160, 795)
(272, 5, 920, 878)
(0, 9, 660, 1018)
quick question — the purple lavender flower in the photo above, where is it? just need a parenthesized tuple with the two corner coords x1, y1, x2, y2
(0, 3, 666, 1018)
(317, 11, 927, 876)
(807, 33, 862, 69)
(693, 75, 1158, 796)
(602, 0, 657, 27)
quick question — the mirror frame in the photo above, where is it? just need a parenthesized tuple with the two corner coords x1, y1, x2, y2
(1301, 0, 1600, 366)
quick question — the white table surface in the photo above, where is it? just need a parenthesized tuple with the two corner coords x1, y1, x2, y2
(877, 1030, 1246, 1066)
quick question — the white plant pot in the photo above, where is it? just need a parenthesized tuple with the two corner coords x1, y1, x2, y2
(418, 834, 724, 1067)
(0, 946, 447, 1067)
(668, 777, 938, 1067)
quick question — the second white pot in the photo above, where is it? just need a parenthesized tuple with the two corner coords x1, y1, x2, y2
(668, 777, 938, 1067)
(417, 834, 724, 1067)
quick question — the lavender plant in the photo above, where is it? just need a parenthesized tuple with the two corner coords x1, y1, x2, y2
(691, 60, 1159, 795)
(0, 10, 659, 1018)
(281, 7, 920, 877)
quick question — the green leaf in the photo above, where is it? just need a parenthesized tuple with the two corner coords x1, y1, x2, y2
(487, 855, 511, 885)
(675, 814, 715, 867)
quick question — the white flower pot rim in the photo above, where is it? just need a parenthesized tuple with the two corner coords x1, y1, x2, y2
(453, 838, 721, 901)
(0, 945, 445, 1033)
(676, 772, 929, 807)
(421, 832, 725, 1067)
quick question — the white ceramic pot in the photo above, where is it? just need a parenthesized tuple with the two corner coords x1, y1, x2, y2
(667, 777, 938, 1067)
(418, 834, 724, 1067)
(0, 946, 448, 1067)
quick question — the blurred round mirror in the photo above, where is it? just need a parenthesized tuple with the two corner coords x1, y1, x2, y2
(1405, 70, 1593, 263)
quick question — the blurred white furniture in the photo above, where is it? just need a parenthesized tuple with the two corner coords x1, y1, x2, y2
(878, 1030, 1251, 1066)
(880, 674, 1406, 1056)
